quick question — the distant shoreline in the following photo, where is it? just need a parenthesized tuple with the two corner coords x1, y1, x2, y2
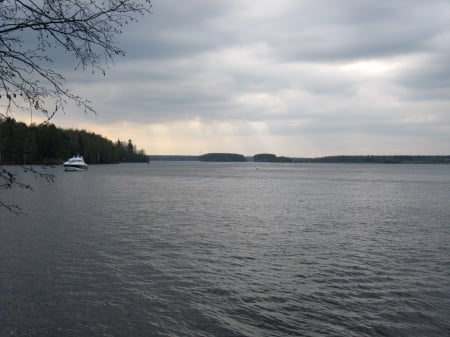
(149, 154, 450, 164)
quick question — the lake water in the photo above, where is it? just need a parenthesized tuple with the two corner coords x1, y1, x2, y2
(1, 162, 450, 336)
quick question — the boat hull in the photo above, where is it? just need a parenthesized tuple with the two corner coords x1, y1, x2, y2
(64, 165, 88, 171)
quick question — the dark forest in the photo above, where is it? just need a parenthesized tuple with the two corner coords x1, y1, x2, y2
(0, 118, 148, 165)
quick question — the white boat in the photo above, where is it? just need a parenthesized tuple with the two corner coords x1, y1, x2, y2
(63, 155, 88, 171)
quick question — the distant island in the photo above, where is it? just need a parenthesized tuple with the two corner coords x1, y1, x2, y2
(150, 153, 450, 164)
(199, 153, 246, 162)
(254, 153, 293, 163)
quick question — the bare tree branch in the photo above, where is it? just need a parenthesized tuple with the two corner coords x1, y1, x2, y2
(0, 0, 151, 119)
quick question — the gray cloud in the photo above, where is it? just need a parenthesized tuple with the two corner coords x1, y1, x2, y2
(271, 2, 443, 62)
(397, 55, 450, 89)
(44, 0, 450, 155)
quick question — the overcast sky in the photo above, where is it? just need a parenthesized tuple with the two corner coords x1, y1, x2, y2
(27, 0, 450, 156)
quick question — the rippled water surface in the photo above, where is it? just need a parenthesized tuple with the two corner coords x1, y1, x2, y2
(1, 162, 450, 336)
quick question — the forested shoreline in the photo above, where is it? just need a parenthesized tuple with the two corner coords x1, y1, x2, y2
(0, 118, 148, 164)
(197, 153, 450, 164)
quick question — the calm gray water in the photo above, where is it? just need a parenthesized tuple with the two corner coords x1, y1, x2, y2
(1, 162, 450, 337)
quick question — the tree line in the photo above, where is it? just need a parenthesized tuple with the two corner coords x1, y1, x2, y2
(199, 153, 247, 162)
(293, 155, 450, 164)
(0, 118, 148, 164)
(198, 153, 294, 162)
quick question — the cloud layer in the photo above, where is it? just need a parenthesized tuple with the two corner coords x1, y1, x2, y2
(45, 0, 450, 156)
